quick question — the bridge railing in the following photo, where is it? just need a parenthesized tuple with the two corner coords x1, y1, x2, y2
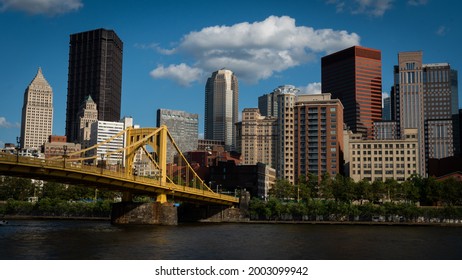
(0, 153, 238, 203)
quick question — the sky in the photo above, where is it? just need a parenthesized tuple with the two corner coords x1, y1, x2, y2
(1, 0, 461, 147)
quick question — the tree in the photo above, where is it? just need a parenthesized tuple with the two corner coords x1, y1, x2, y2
(269, 179, 294, 200)
(318, 172, 333, 199)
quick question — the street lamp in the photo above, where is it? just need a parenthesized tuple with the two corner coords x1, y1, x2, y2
(16, 136, 21, 163)
(100, 154, 105, 174)
(63, 145, 68, 169)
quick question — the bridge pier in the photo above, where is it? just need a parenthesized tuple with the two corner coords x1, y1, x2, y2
(111, 202, 178, 225)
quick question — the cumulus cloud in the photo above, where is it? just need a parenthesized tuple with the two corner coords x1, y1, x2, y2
(151, 16, 360, 85)
(0, 117, 19, 128)
(327, 0, 393, 17)
(299, 82, 322, 95)
(150, 63, 203, 87)
(0, 0, 83, 16)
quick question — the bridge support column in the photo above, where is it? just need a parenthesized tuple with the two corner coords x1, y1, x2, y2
(122, 191, 133, 202)
(111, 202, 178, 225)
(156, 193, 167, 204)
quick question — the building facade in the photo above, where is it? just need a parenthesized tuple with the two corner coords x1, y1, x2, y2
(258, 88, 279, 117)
(204, 69, 239, 151)
(347, 128, 419, 182)
(392, 52, 459, 175)
(156, 108, 199, 163)
(236, 108, 277, 168)
(294, 93, 344, 179)
(77, 95, 98, 151)
(322, 46, 382, 139)
(20, 68, 53, 150)
(89, 120, 125, 165)
(276, 86, 298, 184)
(66, 28, 123, 142)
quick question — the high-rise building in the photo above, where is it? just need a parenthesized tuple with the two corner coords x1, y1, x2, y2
(392, 51, 459, 175)
(321, 46, 382, 139)
(204, 69, 239, 151)
(258, 89, 279, 117)
(77, 95, 98, 151)
(156, 109, 199, 163)
(294, 93, 344, 179)
(276, 86, 298, 183)
(236, 108, 277, 168)
(66, 28, 123, 142)
(383, 96, 391, 120)
(20, 68, 53, 149)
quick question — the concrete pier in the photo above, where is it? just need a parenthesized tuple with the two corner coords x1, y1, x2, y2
(111, 202, 178, 225)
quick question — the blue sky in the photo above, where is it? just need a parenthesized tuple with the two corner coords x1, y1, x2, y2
(1, 0, 461, 147)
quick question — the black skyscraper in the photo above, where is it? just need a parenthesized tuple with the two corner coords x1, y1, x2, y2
(65, 28, 123, 142)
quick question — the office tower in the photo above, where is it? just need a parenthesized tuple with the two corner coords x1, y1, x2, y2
(156, 109, 199, 163)
(383, 96, 391, 120)
(374, 121, 399, 140)
(393, 51, 459, 175)
(90, 119, 126, 165)
(276, 85, 298, 184)
(77, 95, 98, 150)
(20, 68, 53, 149)
(348, 128, 419, 182)
(258, 89, 279, 117)
(204, 69, 239, 151)
(236, 108, 277, 168)
(321, 46, 382, 139)
(295, 93, 344, 179)
(66, 28, 123, 143)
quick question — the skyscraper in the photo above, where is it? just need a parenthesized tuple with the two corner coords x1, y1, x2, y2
(392, 51, 459, 175)
(77, 95, 98, 151)
(204, 69, 239, 151)
(258, 89, 279, 117)
(322, 46, 382, 139)
(65, 28, 123, 142)
(20, 68, 53, 149)
(157, 108, 199, 163)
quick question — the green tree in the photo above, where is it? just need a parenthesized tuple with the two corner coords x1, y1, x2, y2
(269, 179, 294, 200)
(318, 172, 333, 199)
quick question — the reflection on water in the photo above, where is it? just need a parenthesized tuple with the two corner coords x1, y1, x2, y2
(1, 220, 461, 259)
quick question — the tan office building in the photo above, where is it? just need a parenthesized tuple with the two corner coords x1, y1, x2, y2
(347, 128, 419, 182)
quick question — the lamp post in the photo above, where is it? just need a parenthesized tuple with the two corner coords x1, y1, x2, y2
(100, 154, 105, 174)
(63, 145, 68, 169)
(16, 136, 21, 163)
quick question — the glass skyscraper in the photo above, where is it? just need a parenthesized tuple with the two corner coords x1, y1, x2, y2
(204, 69, 239, 151)
(65, 28, 123, 143)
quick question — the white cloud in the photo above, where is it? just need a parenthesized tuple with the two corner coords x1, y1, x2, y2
(150, 63, 203, 87)
(299, 82, 322, 95)
(407, 0, 428, 6)
(436, 25, 447, 36)
(327, 0, 393, 17)
(382, 92, 389, 107)
(0, 0, 83, 16)
(0, 117, 19, 128)
(152, 16, 360, 85)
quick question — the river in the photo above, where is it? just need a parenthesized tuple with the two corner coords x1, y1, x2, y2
(1, 219, 461, 259)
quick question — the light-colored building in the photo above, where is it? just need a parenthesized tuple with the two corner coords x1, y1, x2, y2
(347, 128, 419, 182)
(20, 68, 53, 150)
(257, 163, 276, 200)
(157, 109, 198, 163)
(236, 108, 277, 168)
(78, 95, 98, 151)
(295, 93, 344, 179)
(276, 85, 298, 184)
(90, 120, 125, 165)
(204, 69, 239, 151)
(43, 135, 81, 159)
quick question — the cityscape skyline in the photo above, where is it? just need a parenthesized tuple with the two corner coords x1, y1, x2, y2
(1, 0, 462, 147)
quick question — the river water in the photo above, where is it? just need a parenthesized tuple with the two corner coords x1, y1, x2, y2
(0, 219, 461, 260)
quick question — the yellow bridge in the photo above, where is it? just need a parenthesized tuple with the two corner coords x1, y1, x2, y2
(0, 126, 238, 206)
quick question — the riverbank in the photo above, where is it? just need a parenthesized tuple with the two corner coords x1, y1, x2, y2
(4, 214, 462, 227)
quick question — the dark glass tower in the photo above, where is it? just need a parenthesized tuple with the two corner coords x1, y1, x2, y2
(321, 46, 382, 139)
(65, 28, 123, 142)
